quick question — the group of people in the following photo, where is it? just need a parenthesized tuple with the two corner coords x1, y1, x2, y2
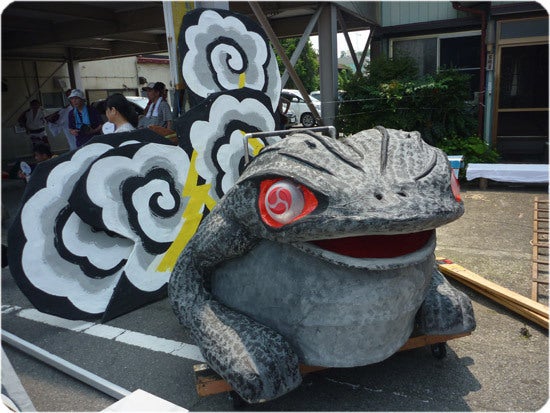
(14, 81, 173, 181)
(18, 81, 173, 153)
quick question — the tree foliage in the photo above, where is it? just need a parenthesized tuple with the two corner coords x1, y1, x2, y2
(275, 38, 320, 92)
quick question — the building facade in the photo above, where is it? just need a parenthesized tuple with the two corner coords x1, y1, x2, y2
(371, 1, 548, 163)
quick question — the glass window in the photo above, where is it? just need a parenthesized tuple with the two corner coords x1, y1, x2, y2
(440, 36, 481, 99)
(501, 19, 548, 39)
(393, 37, 437, 75)
(41, 92, 64, 109)
(440, 36, 480, 69)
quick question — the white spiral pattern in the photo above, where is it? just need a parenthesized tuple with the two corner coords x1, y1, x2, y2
(189, 93, 279, 202)
(181, 9, 280, 111)
(20, 143, 131, 314)
(13, 137, 190, 317)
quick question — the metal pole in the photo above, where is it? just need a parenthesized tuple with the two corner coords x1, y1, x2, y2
(281, 4, 325, 87)
(336, 9, 361, 73)
(248, 1, 323, 126)
(1, 330, 131, 400)
(6, 61, 66, 124)
(318, 4, 338, 127)
(358, 29, 373, 72)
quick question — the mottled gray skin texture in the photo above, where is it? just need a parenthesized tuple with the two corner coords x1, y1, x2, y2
(169, 127, 475, 403)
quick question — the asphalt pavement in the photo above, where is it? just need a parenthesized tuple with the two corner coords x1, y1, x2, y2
(1, 177, 548, 411)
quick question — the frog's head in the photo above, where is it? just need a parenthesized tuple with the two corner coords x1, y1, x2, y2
(230, 127, 463, 258)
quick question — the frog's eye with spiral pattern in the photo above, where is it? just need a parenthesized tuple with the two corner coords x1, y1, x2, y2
(259, 179, 318, 228)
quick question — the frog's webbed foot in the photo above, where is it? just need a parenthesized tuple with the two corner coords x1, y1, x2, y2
(416, 269, 476, 335)
(191, 300, 302, 403)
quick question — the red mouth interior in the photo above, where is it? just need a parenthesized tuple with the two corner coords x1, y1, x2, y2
(310, 230, 434, 259)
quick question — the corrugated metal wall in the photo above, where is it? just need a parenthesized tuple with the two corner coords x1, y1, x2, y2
(381, 1, 467, 27)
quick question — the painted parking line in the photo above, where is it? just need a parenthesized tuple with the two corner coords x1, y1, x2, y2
(1, 305, 205, 363)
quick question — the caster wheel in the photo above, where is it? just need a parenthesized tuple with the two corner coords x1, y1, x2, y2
(229, 391, 250, 410)
(431, 342, 447, 359)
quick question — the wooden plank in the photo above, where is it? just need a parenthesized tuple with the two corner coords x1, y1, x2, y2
(437, 260, 549, 318)
(533, 198, 540, 301)
(532, 278, 549, 284)
(532, 197, 550, 302)
(456, 275, 548, 329)
(194, 364, 232, 397)
(398, 332, 471, 351)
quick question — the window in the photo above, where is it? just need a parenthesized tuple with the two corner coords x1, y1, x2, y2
(392, 37, 437, 75)
(440, 35, 481, 98)
(390, 32, 481, 98)
(41, 92, 65, 109)
(500, 18, 548, 40)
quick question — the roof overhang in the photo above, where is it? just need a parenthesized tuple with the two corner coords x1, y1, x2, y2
(2, 1, 377, 63)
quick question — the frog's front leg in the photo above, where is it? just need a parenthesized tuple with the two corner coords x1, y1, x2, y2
(168, 210, 301, 403)
(416, 268, 476, 335)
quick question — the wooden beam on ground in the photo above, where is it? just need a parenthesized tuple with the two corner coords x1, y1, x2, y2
(193, 331, 471, 397)
(437, 258, 549, 329)
(398, 332, 471, 351)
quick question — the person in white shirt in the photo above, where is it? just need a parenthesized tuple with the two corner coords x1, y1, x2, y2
(105, 93, 137, 133)
(47, 90, 77, 151)
(18, 99, 49, 149)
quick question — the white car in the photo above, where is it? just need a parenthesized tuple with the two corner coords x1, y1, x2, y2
(309, 90, 321, 101)
(281, 89, 321, 128)
(310, 90, 345, 103)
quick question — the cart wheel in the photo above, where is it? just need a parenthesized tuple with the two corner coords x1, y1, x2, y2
(431, 342, 447, 359)
(229, 391, 249, 410)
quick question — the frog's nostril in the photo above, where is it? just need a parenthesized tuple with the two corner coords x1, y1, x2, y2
(397, 191, 407, 197)
(375, 193, 383, 201)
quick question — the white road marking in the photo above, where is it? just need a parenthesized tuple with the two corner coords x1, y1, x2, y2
(3, 305, 205, 363)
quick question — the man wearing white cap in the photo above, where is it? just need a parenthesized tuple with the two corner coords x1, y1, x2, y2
(67, 89, 103, 147)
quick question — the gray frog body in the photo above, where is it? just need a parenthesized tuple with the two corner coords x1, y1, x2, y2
(169, 127, 475, 403)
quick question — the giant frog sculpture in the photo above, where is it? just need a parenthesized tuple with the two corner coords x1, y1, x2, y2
(169, 126, 475, 403)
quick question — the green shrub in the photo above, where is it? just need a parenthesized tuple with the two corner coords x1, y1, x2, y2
(438, 136, 498, 163)
(338, 56, 478, 147)
(438, 135, 500, 178)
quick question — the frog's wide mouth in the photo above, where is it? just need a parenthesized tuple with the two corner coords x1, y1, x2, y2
(310, 230, 433, 258)
(293, 230, 435, 270)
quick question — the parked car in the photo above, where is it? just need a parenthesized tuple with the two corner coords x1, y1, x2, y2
(281, 89, 322, 128)
(309, 90, 345, 103)
(91, 95, 148, 123)
(309, 90, 321, 101)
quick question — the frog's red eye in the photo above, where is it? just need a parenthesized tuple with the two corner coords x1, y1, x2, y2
(259, 179, 318, 228)
(451, 171, 462, 202)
